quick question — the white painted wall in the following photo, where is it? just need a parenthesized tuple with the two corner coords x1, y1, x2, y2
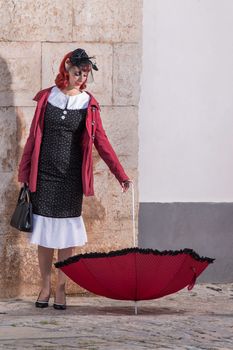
(139, 0, 233, 202)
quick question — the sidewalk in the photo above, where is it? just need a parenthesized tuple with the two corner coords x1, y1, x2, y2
(0, 283, 233, 350)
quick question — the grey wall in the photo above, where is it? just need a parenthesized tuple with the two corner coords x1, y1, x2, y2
(139, 202, 233, 283)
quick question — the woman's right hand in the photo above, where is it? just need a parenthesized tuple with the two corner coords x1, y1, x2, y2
(20, 182, 29, 187)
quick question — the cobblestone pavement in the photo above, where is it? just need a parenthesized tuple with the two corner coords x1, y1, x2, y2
(0, 283, 233, 350)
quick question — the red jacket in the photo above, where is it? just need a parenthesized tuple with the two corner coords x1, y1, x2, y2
(18, 86, 130, 196)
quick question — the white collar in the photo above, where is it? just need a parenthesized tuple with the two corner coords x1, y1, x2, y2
(48, 86, 90, 110)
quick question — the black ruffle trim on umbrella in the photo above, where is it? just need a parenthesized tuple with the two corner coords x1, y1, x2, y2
(54, 247, 215, 268)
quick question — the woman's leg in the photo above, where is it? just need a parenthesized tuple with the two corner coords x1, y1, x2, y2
(37, 245, 54, 299)
(55, 247, 74, 303)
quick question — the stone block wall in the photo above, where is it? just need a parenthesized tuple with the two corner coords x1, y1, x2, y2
(0, 0, 142, 297)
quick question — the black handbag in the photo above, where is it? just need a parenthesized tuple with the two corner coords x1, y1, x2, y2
(10, 183, 33, 232)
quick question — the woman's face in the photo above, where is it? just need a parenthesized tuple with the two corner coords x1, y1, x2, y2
(68, 65, 89, 88)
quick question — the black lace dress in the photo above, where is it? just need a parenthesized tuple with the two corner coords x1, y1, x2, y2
(30, 99, 87, 218)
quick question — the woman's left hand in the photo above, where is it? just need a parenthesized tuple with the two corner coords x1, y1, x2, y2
(121, 179, 133, 193)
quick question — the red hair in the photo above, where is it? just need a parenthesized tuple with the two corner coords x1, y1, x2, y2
(55, 51, 92, 91)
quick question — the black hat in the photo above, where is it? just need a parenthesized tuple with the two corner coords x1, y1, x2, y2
(69, 48, 98, 71)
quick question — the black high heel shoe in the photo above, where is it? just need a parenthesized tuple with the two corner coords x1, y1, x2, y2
(53, 292, 66, 310)
(53, 302, 66, 310)
(35, 290, 51, 308)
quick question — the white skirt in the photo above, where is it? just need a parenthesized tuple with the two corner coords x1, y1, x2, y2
(27, 213, 88, 249)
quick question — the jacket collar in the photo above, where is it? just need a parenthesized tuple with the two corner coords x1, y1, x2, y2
(33, 85, 100, 110)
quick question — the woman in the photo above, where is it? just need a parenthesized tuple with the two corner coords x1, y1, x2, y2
(18, 48, 132, 310)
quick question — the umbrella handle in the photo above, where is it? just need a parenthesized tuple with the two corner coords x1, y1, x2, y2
(131, 182, 137, 247)
(122, 181, 137, 247)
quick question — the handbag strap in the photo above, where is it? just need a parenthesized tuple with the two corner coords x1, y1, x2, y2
(20, 184, 31, 203)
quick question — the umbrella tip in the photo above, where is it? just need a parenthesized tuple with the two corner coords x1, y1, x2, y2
(134, 301, 138, 315)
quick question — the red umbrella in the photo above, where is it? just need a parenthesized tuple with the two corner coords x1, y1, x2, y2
(54, 184, 214, 314)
